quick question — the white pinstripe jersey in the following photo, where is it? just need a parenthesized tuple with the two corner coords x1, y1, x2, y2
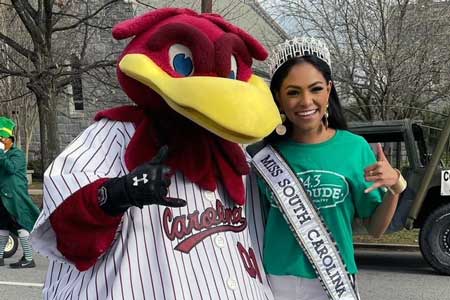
(31, 119, 273, 300)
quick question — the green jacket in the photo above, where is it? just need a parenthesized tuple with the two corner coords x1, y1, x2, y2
(0, 146, 40, 232)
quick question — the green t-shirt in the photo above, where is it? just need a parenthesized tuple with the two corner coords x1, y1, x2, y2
(258, 130, 384, 278)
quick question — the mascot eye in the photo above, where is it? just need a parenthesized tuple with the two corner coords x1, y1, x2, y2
(228, 55, 238, 79)
(169, 44, 194, 76)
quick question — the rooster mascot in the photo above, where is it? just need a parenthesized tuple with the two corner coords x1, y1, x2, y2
(31, 8, 281, 300)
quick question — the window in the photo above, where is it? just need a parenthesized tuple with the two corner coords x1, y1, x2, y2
(71, 54, 84, 111)
(66, 55, 84, 117)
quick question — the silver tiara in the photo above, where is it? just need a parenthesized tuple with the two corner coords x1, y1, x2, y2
(267, 36, 332, 77)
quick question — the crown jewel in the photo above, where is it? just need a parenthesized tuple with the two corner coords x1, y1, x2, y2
(267, 36, 332, 77)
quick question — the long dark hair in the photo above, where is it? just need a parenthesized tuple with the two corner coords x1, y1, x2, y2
(266, 55, 347, 144)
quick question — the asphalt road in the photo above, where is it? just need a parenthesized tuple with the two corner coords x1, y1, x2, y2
(356, 248, 450, 300)
(0, 250, 46, 299)
(1, 248, 449, 299)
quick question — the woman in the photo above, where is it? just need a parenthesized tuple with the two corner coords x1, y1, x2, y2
(255, 37, 407, 300)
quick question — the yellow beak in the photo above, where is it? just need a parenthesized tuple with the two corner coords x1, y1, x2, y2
(119, 53, 281, 144)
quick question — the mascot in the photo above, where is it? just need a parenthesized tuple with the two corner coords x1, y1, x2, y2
(31, 8, 281, 300)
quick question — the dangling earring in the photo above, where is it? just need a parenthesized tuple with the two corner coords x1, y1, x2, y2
(276, 113, 287, 136)
(323, 105, 329, 129)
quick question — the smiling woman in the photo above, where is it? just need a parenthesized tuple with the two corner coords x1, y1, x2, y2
(275, 62, 333, 142)
(249, 36, 407, 300)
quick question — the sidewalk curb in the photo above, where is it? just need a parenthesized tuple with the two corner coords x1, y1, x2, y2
(354, 242, 420, 251)
(29, 189, 43, 195)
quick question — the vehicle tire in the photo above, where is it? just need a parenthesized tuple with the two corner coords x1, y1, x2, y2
(4, 233, 19, 258)
(419, 203, 450, 275)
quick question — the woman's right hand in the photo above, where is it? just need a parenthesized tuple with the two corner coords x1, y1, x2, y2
(364, 143, 400, 194)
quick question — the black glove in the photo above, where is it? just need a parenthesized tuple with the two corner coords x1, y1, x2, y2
(98, 145, 187, 215)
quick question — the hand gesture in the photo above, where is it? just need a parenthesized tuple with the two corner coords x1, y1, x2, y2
(124, 145, 186, 207)
(364, 143, 399, 194)
(99, 145, 186, 215)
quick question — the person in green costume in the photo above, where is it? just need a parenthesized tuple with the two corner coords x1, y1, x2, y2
(0, 117, 39, 268)
(255, 37, 408, 300)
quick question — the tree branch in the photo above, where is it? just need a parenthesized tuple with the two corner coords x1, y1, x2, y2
(52, 0, 119, 32)
(0, 32, 35, 60)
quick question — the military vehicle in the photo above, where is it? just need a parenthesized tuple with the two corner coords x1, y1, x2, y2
(349, 119, 450, 275)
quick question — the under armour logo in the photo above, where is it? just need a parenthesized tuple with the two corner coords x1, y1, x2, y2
(133, 174, 149, 186)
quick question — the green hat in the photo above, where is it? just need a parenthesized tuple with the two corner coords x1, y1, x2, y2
(0, 117, 16, 138)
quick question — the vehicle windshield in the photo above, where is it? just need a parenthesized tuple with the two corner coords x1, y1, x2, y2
(417, 124, 450, 168)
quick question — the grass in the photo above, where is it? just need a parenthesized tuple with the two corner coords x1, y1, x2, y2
(353, 229, 420, 245)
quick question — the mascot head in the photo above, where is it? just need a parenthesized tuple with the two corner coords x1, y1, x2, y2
(112, 8, 281, 144)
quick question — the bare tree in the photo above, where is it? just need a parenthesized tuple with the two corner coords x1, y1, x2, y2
(261, 0, 450, 122)
(0, 0, 127, 168)
(0, 7, 39, 162)
(0, 0, 287, 169)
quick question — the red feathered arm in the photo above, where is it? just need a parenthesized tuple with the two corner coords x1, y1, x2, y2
(50, 179, 123, 271)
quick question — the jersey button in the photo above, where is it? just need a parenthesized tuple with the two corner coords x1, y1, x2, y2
(214, 235, 225, 248)
(204, 190, 216, 202)
(227, 277, 238, 290)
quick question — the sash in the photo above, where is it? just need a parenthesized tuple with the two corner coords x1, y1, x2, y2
(249, 145, 359, 300)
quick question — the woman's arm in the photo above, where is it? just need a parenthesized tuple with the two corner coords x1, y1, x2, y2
(363, 143, 407, 237)
(364, 190, 400, 238)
